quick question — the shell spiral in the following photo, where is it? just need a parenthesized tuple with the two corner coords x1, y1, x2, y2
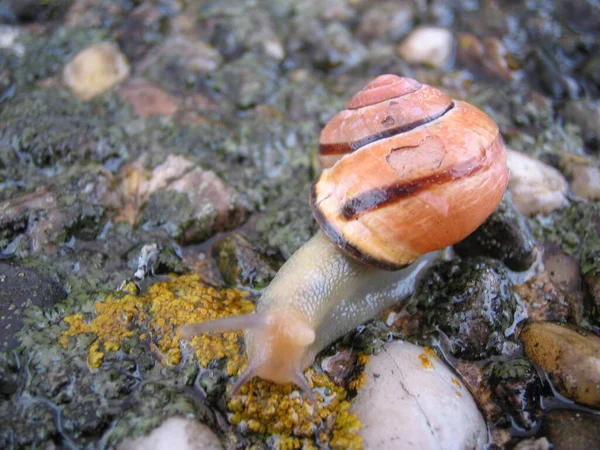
(311, 75, 509, 269)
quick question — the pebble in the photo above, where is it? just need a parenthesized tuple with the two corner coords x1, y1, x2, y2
(487, 358, 542, 430)
(117, 417, 222, 450)
(0, 25, 25, 56)
(351, 341, 487, 450)
(118, 79, 180, 118)
(412, 258, 519, 360)
(513, 438, 551, 450)
(456, 33, 520, 81)
(397, 26, 454, 68)
(63, 42, 130, 100)
(506, 149, 569, 217)
(559, 152, 600, 201)
(112, 155, 249, 244)
(454, 195, 537, 272)
(539, 409, 600, 450)
(137, 37, 222, 76)
(520, 321, 600, 407)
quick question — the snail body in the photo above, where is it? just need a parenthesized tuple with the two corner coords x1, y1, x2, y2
(182, 75, 509, 399)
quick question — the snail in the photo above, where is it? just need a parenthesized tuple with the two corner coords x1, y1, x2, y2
(181, 75, 509, 400)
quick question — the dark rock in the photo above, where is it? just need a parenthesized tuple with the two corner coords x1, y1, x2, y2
(454, 195, 537, 272)
(410, 257, 520, 360)
(0, 261, 66, 349)
(585, 270, 600, 321)
(559, 0, 600, 34)
(533, 49, 579, 99)
(212, 233, 278, 289)
(539, 409, 600, 450)
(0, 0, 73, 24)
(487, 358, 543, 430)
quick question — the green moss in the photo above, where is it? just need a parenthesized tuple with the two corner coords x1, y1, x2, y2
(531, 201, 600, 274)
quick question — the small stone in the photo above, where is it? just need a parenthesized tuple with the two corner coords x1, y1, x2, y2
(506, 149, 569, 217)
(513, 438, 551, 450)
(0, 25, 25, 56)
(457, 33, 520, 81)
(113, 155, 249, 245)
(118, 79, 180, 118)
(412, 258, 520, 360)
(351, 341, 487, 450)
(63, 42, 130, 100)
(138, 37, 222, 77)
(117, 416, 222, 450)
(454, 195, 537, 271)
(559, 152, 600, 201)
(397, 26, 454, 68)
(212, 233, 278, 289)
(487, 358, 542, 430)
(520, 321, 600, 408)
(539, 409, 600, 450)
(562, 99, 600, 151)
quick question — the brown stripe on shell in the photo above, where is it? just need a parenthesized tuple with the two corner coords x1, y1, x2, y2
(310, 186, 403, 271)
(340, 156, 487, 220)
(319, 102, 455, 156)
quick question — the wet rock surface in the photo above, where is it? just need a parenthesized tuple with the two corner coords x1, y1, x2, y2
(539, 409, 600, 450)
(0, 261, 66, 349)
(520, 321, 600, 407)
(1, 0, 600, 448)
(409, 258, 520, 360)
(454, 196, 537, 272)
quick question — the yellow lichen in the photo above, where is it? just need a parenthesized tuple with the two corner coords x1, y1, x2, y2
(227, 369, 362, 450)
(418, 352, 434, 370)
(60, 274, 254, 369)
(61, 275, 363, 449)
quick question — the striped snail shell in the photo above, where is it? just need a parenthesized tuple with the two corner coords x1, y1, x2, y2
(311, 74, 509, 270)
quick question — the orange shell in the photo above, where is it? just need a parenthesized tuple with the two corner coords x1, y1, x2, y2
(311, 75, 509, 269)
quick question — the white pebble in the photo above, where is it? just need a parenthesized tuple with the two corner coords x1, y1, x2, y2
(117, 417, 222, 450)
(351, 341, 487, 450)
(397, 26, 454, 68)
(506, 149, 569, 217)
(63, 42, 130, 100)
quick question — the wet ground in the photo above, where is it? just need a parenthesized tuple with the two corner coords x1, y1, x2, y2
(0, 0, 599, 449)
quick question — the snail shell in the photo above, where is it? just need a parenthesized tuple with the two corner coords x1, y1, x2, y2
(311, 74, 509, 269)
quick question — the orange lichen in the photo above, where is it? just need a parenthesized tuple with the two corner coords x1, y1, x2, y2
(60, 275, 363, 448)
